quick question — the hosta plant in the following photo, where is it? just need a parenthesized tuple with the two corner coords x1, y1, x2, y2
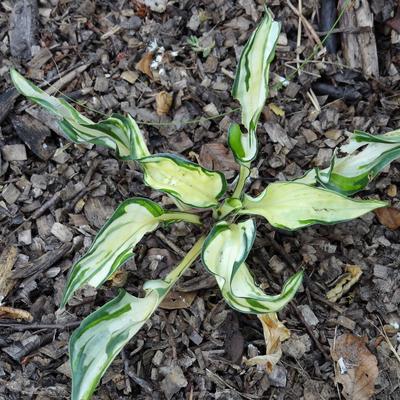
(11, 9, 400, 400)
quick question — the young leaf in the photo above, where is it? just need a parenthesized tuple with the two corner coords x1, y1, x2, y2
(10, 69, 149, 160)
(140, 154, 227, 208)
(202, 220, 303, 313)
(232, 9, 280, 135)
(70, 236, 205, 400)
(296, 129, 400, 195)
(61, 198, 201, 307)
(239, 182, 386, 230)
(228, 123, 257, 163)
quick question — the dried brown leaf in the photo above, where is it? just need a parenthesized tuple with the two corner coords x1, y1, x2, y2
(0, 306, 33, 321)
(160, 291, 197, 310)
(199, 143, 239, 174)
(326, 265, 362, 302)
(155, 91, 173, 116)
(331, 333, 378, 400)
(245, 313, 290, 373)
(136, 52, 153, 79)
(374, 207, 400, 230)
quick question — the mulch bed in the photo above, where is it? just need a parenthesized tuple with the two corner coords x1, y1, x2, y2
(0, 0, 399, 399)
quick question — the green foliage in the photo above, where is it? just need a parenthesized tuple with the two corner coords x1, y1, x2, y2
(10, 8, 397, 400)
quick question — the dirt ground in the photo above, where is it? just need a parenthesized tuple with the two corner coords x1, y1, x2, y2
(0, 0, 400, 399)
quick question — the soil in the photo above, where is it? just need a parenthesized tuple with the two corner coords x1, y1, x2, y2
(0, 1, 400, 399)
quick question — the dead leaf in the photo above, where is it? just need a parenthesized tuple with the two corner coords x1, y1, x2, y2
(199, 143, 239, 177)
(0, 306, 33, 321)
(331, 333, 378, 400)
(0, 245, 18, 303)
(326, 265, 362, 302)
(374, 207, 400, 230)
(245, 313, 290, 373)
(160, 291, 197, 310)
(136, 52, 153, 79)
(156, 91, 173, 116)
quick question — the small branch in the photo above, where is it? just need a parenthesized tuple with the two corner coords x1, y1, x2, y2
(0, 320, 81, 331)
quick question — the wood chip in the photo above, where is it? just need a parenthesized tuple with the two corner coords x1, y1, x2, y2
(0, 246, 18, 302)
(121, 70, 139, 84)
(2, 183, 21, 204)
(2, 144, 27, 161)
(51, 222, 73, 242)
(9, 0, 39, 60)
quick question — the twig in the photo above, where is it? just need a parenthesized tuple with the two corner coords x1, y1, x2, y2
(296, 0, 303, 75)
(0, 320, 81, 330)
(291, 303, 331, 360)
(287, 0, 324, 48)
(121, 349, 132, 394)
(155, 231, 186, 258)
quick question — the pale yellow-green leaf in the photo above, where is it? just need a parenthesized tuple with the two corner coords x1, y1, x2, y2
(240, 182, 386, 230)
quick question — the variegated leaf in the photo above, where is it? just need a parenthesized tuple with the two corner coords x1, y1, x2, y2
(202, 220, 303, 313)
(239, 182, 386, 230)
(296, 129, 400, 195)
(10, 69, 149, 160)
(61, 198, 200, 307)
(140, 154, 227, 208)
(70, 236, 205, 400)
(232, 8, 280, 135)
(228, 123, 257, 164)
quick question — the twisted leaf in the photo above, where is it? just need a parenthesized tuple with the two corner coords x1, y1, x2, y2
(202, 220, 303, 313)
(10, 69, 149, 160)
(297, 129, 400, 195)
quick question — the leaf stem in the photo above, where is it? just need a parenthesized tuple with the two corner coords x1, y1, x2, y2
(232, 164, 251, 199)
(159, 212, 202, 225)
(163, 235, 206, 286)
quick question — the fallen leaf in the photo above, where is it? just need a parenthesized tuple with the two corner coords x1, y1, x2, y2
(156, 91, 173, 116)
(0, 245, 18, 303)
(326, 265, 362, 302)
(245, 313, 290, 373)
(160, 291, 197, 310)
(199, 143, 239, 177)
(136, 52, 153, 79)
(0, 306, 33, 321)
(331, 333, 378, 400)
(374, 207, 400, 230)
